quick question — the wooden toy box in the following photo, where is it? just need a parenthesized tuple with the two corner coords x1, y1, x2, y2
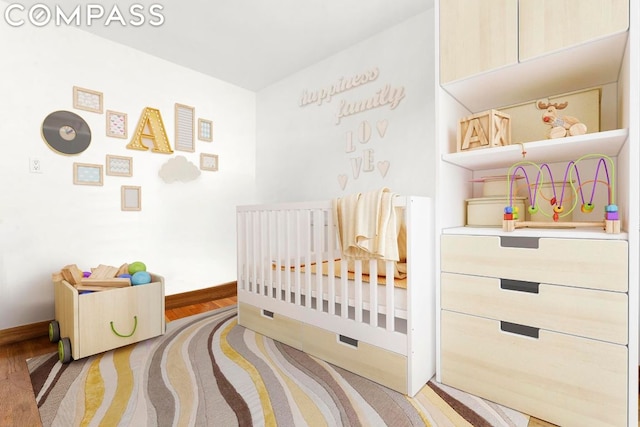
(51, 273, 165, 362)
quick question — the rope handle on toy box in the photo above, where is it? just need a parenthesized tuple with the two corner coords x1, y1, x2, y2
(110, 316, 138, 338)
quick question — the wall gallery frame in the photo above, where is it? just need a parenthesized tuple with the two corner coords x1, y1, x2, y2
(106, 110, 128, 139)
(73, 86, 103, 113)
(175, 103, 195, 152)
(121, 186, 141, 211)
(106, 154, 133, 177)
(200, 153, 219, 171)
(73, 163, 103, 186)
(198, 118, 213, 142)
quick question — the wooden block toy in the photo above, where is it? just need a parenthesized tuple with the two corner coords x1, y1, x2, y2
(116, 263, 129, 276)
(457, 109, 511, 152)
(89, 264, 120, 279)
(80, 277, 131, 288)
(61, 264, 84, 285)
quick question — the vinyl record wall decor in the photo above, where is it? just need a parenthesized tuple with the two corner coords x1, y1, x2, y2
(41, 110, 92, 155)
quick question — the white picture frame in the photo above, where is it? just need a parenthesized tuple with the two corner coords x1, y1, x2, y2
(73, 163, 103, 186)
(175, 103, 195, 152)
(106, 110, 128, 138)
(73, 86, 103, 113)
(200, 153, 219, 171)
(198, 118, 213, 142)
(106, 155, 133, 177)
(121, 186, 141, 211)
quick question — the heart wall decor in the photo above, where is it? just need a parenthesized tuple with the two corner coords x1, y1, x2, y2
(377, 161, 390, 177)
(338, 174, 348, 190)
(377, 119, 389, 138)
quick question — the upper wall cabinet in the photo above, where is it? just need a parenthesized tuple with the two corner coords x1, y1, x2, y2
(439, 0, 518, 84)
(519, 0, 629, 61)
(440, 0, 629, 112)
(441, 0, 629, 88)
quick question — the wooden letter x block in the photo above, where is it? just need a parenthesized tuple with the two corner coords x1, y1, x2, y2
(457, 109, 511, 152)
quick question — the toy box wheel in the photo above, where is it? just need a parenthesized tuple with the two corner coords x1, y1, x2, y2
(58, 337, 72, 364)
(48, 320, 60, 343)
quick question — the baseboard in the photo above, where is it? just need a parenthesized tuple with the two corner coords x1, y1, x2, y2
(0, 282, 237, 347)
(0, 320, 52, 347)
(165, 281, 236, 309)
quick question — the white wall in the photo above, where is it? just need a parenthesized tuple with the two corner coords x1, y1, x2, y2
(256, 10, 435, 203)
(0, 23, 256, 329)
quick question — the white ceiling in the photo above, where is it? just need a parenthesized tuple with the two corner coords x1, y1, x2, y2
(45, 0, 433, 91)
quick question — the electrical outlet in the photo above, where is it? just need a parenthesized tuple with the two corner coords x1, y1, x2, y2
(29, 158, 42, 173)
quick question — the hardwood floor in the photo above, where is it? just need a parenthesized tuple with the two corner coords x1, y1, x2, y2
(0, 297, 236, 427)
(0, 294, 635, 427)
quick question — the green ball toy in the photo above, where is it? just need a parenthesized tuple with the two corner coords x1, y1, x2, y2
(128, 261, 147, 275)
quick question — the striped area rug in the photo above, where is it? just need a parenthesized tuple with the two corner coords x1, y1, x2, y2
(28, 306, 529, 426)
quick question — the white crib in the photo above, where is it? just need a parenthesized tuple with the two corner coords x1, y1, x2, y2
(236, 196, 434, 396)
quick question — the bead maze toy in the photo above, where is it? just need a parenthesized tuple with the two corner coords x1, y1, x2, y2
(503, 154, 620, 233)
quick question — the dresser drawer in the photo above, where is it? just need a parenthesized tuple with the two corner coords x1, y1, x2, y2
(441, 235, 628, 291)
(441, 310, 627, 427)
(441, 272, 627, 344)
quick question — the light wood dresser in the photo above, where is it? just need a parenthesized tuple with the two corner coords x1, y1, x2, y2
(440, 234, 628, 426)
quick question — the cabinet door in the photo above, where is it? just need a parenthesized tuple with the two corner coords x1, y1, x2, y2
(519, 0, 629, 61)
(439, 0, 518, 84)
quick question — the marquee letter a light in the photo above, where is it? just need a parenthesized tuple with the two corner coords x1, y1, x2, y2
(127, 107, 174, 154)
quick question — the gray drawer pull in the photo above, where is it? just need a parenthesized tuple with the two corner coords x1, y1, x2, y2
(499, 236, 539, 249)
(500, 279, 540, 294)
(262, 309, 274, 318)
(500, 321, 539, 339)
(339, 334, 358, 348)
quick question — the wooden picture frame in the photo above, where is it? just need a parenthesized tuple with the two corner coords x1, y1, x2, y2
(73, 163, 103, 186)
(175, 103, 195, 152)
(73, 86, 103, 113)
(106, 155, 133, 177)
(198, 118, 213, 142)
(106, 110, 128, 139)
(121, 186, 141, 211)
(200, 153, 219, 171)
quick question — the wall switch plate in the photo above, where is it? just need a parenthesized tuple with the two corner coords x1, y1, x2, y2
(29, 158, 42, 173)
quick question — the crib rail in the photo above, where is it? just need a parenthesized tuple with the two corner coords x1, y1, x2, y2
(237, 198, 410, 350)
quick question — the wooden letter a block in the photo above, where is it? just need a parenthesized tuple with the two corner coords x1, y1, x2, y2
(457, 109, 511, 152)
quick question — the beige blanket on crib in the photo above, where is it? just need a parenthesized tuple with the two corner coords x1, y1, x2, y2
(333, 188, 400, 262)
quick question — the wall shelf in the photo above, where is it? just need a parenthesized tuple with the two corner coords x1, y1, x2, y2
(441, 128, 628, 171)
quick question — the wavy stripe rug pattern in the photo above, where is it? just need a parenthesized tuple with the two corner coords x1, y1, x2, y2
(28, 306, 529, 426)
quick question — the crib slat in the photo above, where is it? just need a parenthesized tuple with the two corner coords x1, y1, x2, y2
(285, 210, 292, 301)
(305, 210, 312, 308)
(294, 210, 302, 306)
(275, 210, 282, 300)
(341, 259, 348, 319)
(386, 261, 395, 331)
(244, 212, 252, 293)
(354, 260, 362, 323)
(237, 212, 246, 291)
(266, 210, 273, 298)
(369, 259, 378, 327)
(314, 209, 323, 313)
(326, 209, 336, 316)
